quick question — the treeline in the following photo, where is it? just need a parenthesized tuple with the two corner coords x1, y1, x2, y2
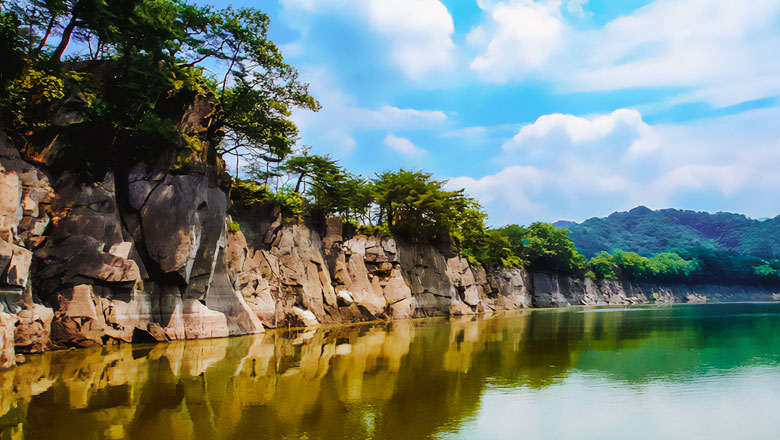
(2, 0, 778, 286)
(565, 206, 780, 259)
(232, 158, 583, 272)
(581, 247, 780, 286)
(0, 0, 578, 273)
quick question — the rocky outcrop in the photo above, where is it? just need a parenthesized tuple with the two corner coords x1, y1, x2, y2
(0, 311, 17, 369)
(1, 122, 779, 368)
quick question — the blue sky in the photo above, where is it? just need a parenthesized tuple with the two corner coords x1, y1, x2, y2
(215, 0, 780, 226)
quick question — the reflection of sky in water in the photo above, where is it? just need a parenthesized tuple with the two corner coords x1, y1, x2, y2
(444, 368, 780, 440)
(1, 303, 780, 439)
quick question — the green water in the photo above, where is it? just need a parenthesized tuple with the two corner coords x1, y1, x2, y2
(2, 303, 780, 440)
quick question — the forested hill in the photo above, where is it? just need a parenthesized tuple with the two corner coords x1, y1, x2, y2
(558, 206, 780, 258)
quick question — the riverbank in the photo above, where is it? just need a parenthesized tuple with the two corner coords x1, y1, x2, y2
(1, 129, 779, 369)
(3, 303, 780, 439)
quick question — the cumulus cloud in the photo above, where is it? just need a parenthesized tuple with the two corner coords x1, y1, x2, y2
(502, 109, 658, 156)
(469, 0, 780, 107)
(449, 106, 780, 225)
(281, 0, 455, 79)
(384, 134, 427, 156)
(290, 67, 447, 155)
(470, 0, 566, 83)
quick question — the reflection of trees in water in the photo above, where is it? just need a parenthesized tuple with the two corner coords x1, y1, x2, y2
(2, 305, 780, 439)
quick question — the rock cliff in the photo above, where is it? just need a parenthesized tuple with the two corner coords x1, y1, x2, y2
(0, 130, 778, 369)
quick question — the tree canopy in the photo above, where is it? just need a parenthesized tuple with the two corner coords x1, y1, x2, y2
(0, 0, 318, 180)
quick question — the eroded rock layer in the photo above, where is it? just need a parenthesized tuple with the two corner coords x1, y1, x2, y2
(0, 131, 778, 369)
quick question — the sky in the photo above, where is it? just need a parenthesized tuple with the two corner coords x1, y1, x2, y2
(214, 0, 780, 226)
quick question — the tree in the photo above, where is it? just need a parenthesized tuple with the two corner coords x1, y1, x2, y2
(205, 7, 320, 177)
(371, 169, 467, 241)
(588, 251, 617, 281)
(0, 0, 318, 183)
(280, 153, 341, 194)
(522, 222, 585, 273)
(495, 224, 527, 255)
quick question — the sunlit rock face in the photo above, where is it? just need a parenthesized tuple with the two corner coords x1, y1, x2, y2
(1, 117, 779, 364)
(225, 212, 538, 328)
(0, 311, 17, 369)
(0, 111, 263, 354)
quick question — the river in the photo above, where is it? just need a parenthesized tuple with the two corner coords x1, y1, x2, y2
(2, 303, 780, 439)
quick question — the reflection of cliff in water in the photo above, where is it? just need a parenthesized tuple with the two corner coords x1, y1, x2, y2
(3, 304, 780, 440)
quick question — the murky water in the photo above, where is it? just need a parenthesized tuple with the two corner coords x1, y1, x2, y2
(2, 303, 780, 439)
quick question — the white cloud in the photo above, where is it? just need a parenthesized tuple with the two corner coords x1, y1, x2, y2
(290, 67, 447, 155)
(384, 134, 427, 156)
(502, 109, 659, 156)
(449, 106, 780, 225)
(470, 0, 566, 83)
(566, 0, 588, 17)
(447, 166, 545, 217)
(281, 0, 455, 79)
(469, 0, 780, 107)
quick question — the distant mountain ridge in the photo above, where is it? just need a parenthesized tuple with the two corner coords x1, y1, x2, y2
(558, 206, 780, 258)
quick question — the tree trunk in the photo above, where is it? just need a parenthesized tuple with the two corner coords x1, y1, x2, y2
(36, 16, 56, 51)
(50, 2, 83, 62)
(294, 172, 307, 194)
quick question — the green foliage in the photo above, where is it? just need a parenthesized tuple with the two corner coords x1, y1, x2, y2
(589, 252, 617, 280)
(0, 0, 318, 182)
(356, 223, 392, 238)
(753, 259, 780, 279)
(563, 206, 780, 259)
(227, 221, 241, 232)
(230, 178, 273, 209)
(208, 6, 319, 174)
(512, 222, 586, 273)
(4, 67, 65, 136)
(674, 247, 776, 285)
(273, 187, 303, 217)
(0, 12, 26, 90)
(495, 224, 526, 256)
(645, 252, 700, 280)
(372, 169, 468, 242)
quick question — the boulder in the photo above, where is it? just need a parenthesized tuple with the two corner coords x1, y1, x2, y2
(686, 293, 707, 304)
(0, 310, 17, 369)
(14, 303, 53, 353)
(204, 257, 264, 336)
(181, 299, 230, 339)
(50, 285, 106, 347)
(185, 188, 227, 299)
(34, 235, 141, 295)
(336, 290, 354, 306)
(0, 239, 32, 287)
(531, 273, 571, 307)
(141, 174, 208, 280)
(290, 307, 319, 327)
(0, 169, 22, 240)
(488, 267, 532, 310)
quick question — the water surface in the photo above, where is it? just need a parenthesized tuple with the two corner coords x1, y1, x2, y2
(2, 303, 780, 439)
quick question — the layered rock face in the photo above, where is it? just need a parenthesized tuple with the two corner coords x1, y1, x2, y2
(224, 215, 534, 327)
(530, 272, 780, 307)
(0, 131, 779, 369)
